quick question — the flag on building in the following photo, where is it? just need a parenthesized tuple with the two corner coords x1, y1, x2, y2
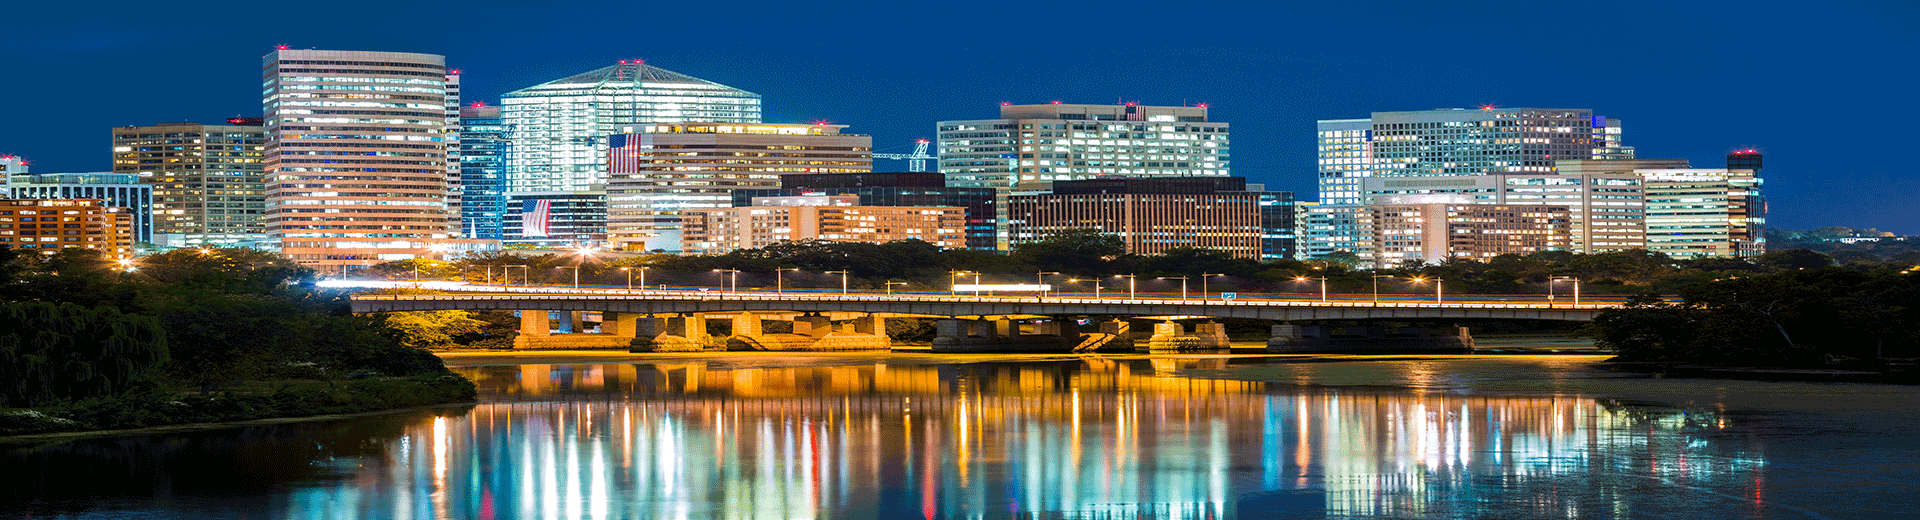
(521, 199, 552, 237)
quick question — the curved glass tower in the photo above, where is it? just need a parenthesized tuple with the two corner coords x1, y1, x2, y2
(501, 62, 761, 195)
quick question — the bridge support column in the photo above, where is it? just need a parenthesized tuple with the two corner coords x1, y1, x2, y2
(1192, 321, 1231, 348)
(1147, 321, 1208, 351)
(519, 310, 550, 337)
(628, 314, 708, 352)
(604, 312, 643, 337)
(1265, 324, 1473, 353)
(793, 314, 832, 338)
(807, 313, 890, 351)
(568, 311, 587, 334)
(1071, 319, 1133, 352)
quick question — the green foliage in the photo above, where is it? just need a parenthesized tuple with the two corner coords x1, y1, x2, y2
(0, 374, 476, 435)
(374, 310, 489, 349)
(1590, 268, 1920, 365)
(0, 301, 169, 407)
(366, 258, 459, 280)
(1011, 229, 1127, 275)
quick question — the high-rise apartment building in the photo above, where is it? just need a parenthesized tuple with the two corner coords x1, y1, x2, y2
(443, 70, 464, 235)
(603, 123, 871, 251)
(263, 49, 454, 270)
(502, 62, 762, 196)
(1005, 177, 1286, 259)
(1642, 168, 1765, 258)
(458, 104, 508, 240)
(7, 172, 154, 244)
(1315, 108, 1628, 206)
(681, 194, 966, 254)
(111, 119, 267, 247)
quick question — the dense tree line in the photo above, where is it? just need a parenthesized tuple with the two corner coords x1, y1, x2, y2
(1590, 265, 1920, 366)
(0, 247, 474, 435)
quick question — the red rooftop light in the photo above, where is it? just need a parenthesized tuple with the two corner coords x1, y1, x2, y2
(1479, 104, 1499, 111)
(1000, 101, 1012, 106)
(275, 45, 289, 50)
(1196, 103, 1209, 108)
(1051, 100, 1062, 104)
(449, 69, 462, 74)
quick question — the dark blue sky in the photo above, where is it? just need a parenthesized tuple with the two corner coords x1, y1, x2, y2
(5, 1, 1915, 232)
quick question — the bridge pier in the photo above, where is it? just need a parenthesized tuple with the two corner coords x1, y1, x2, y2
(932, 318, 1077, 353)
(1146, 320, 1231, 351)
(726, 312, 889, 351)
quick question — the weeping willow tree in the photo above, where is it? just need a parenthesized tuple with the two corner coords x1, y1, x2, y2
(0, 302, 169, 407)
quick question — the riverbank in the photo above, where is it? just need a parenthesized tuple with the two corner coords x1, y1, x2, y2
(0, 374, 476, 439)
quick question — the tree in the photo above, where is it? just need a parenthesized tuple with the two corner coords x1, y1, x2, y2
(374, 310, 489, 349)
(1011, 229, 1126, 275)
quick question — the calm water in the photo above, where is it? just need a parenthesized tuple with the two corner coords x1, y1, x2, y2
(3, 355, 1916, 519)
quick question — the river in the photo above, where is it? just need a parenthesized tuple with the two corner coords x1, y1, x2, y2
(3, 353, 1917, 519)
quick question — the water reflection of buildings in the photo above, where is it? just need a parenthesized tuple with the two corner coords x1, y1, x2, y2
(269, 361, 1765, 519)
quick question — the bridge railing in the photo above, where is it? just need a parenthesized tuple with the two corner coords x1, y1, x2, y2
(349, 288, 1619, 310)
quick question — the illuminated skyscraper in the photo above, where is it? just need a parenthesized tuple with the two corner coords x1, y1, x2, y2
(1315, 108, 1630, 206)
(458, 104, 508, 240)
(262, 49, 454, 270)
(501, 61, 762, 196)
(111, 119, 267, 247)
(938, 102, 1230, 249)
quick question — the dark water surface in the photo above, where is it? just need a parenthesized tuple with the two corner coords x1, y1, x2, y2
(4, 354, 1917, 519)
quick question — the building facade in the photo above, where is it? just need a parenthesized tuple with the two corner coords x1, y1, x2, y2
(1006, 177, 1284, 259)
(0, 199, 135, 257)
(1641, 168, 1765, 258)
(1315, 108, 1628, 205)
(603, 123, 871, 251)
(1360, 173, 1647, 254)
(111, 119, 267, 247)
(940, 103, 1230, 250)
(502, 62, 761, 196)
(7, 173, 154, 244)
(262, 49, 455, 270)
(458, 104, 509, 240)
(502, 192, 607, 249)
(681, 194, 965, 254)
(1371, 204, 1572, 266)
(731, 172, 998, 251)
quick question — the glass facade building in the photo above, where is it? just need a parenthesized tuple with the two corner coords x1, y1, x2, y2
(502, 62, 762, 196)
(458, 105, 508, 240)
(7, 172, 155, 244)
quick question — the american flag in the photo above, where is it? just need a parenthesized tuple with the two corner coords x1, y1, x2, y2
(521, 199, 552, 237)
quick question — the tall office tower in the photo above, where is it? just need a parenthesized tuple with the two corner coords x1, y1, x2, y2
(7, 172, 154, 244)
(502, 61, 762, 196)
(1727, 149, 1762, 172)
(458, 104, 508, 240)
(443, 70, 463, 235)
(263, 49, 453, 271)
(939, 103, 1228, 250)
(603, 122, 871, 251)
(732, 172, 999, 251)
(1005, 177, 1282, 259)
(1314, 108, 1627, 206)
(111, 119, 267, 248)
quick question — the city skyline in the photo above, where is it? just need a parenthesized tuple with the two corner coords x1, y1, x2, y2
(2, 1, 1915, 233)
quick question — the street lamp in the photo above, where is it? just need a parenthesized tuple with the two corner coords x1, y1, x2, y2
(885, 281, 908, 295)
(619, 267, 634, 291)
(1067, 278, 1105, 299)
(1113, 274, 1137, 300)
(1371, 274, 1397, 304)
(1159, 276, 1189, 300)
(1411, 276, 1444, 303)
(1550, 276, 1581, 307)
(826, 270, 850, 294)
(948, 270, 969, 296)
(1036, 271, 1059, 298)
(556, 266, 580, 289)
(776, 267, 800, 294)
(1202, 273, 1225, 300)
(713, 269, 739, 293)
(1296, 276, 1328, 302)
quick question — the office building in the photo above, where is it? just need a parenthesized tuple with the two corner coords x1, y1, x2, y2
(603, 122, 871, 251)
(503, 192, 606, 249)
(681, 194, 965, 254)
(0, 199, 136, 257)
(1360, 173, 1647, 253)
(940, 102, 1230, 249)
(1371, 204, 1571, 266)
(443, 70, 464, 235)
(263, 49, 454, 270)
(7, 172, 153, 244)
(458, 104, 509, 240)
(1315, 108, 1629, 206)
(111, 119, 267, 248)
(1298, 204, 1373, 263)
(731, 172, 998, 251)
(1005, 177, 1287, 259)
(502, 61, 761, 196)
(1642, 167, 1765, 258)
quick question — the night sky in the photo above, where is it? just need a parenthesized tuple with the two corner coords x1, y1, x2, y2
(4, 1, 1915, 232)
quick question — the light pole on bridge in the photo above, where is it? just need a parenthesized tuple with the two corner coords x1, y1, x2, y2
(1296, 276, 1328, 302)
(1371, 274, 1397, 305)
(885, 281, 908, 295)
(1159, 276, 1189, 300)
(776, 267, 800, 294)
(555, 266, 580, 289)
(1037, 271, 1059, 298)
(1412, 276, 1444, 303)
(505, 265, 528, 288)
(713, 269, 739, 293)
(1113, 274, 1137, 300)
(1068, 278, 1105, 299)
(826, 270, 850, 294)
(1550, 276, 1581, 307)
(1202, 273, 1225, 300)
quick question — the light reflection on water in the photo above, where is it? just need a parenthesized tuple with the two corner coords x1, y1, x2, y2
(4, 358, 1772, 519)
